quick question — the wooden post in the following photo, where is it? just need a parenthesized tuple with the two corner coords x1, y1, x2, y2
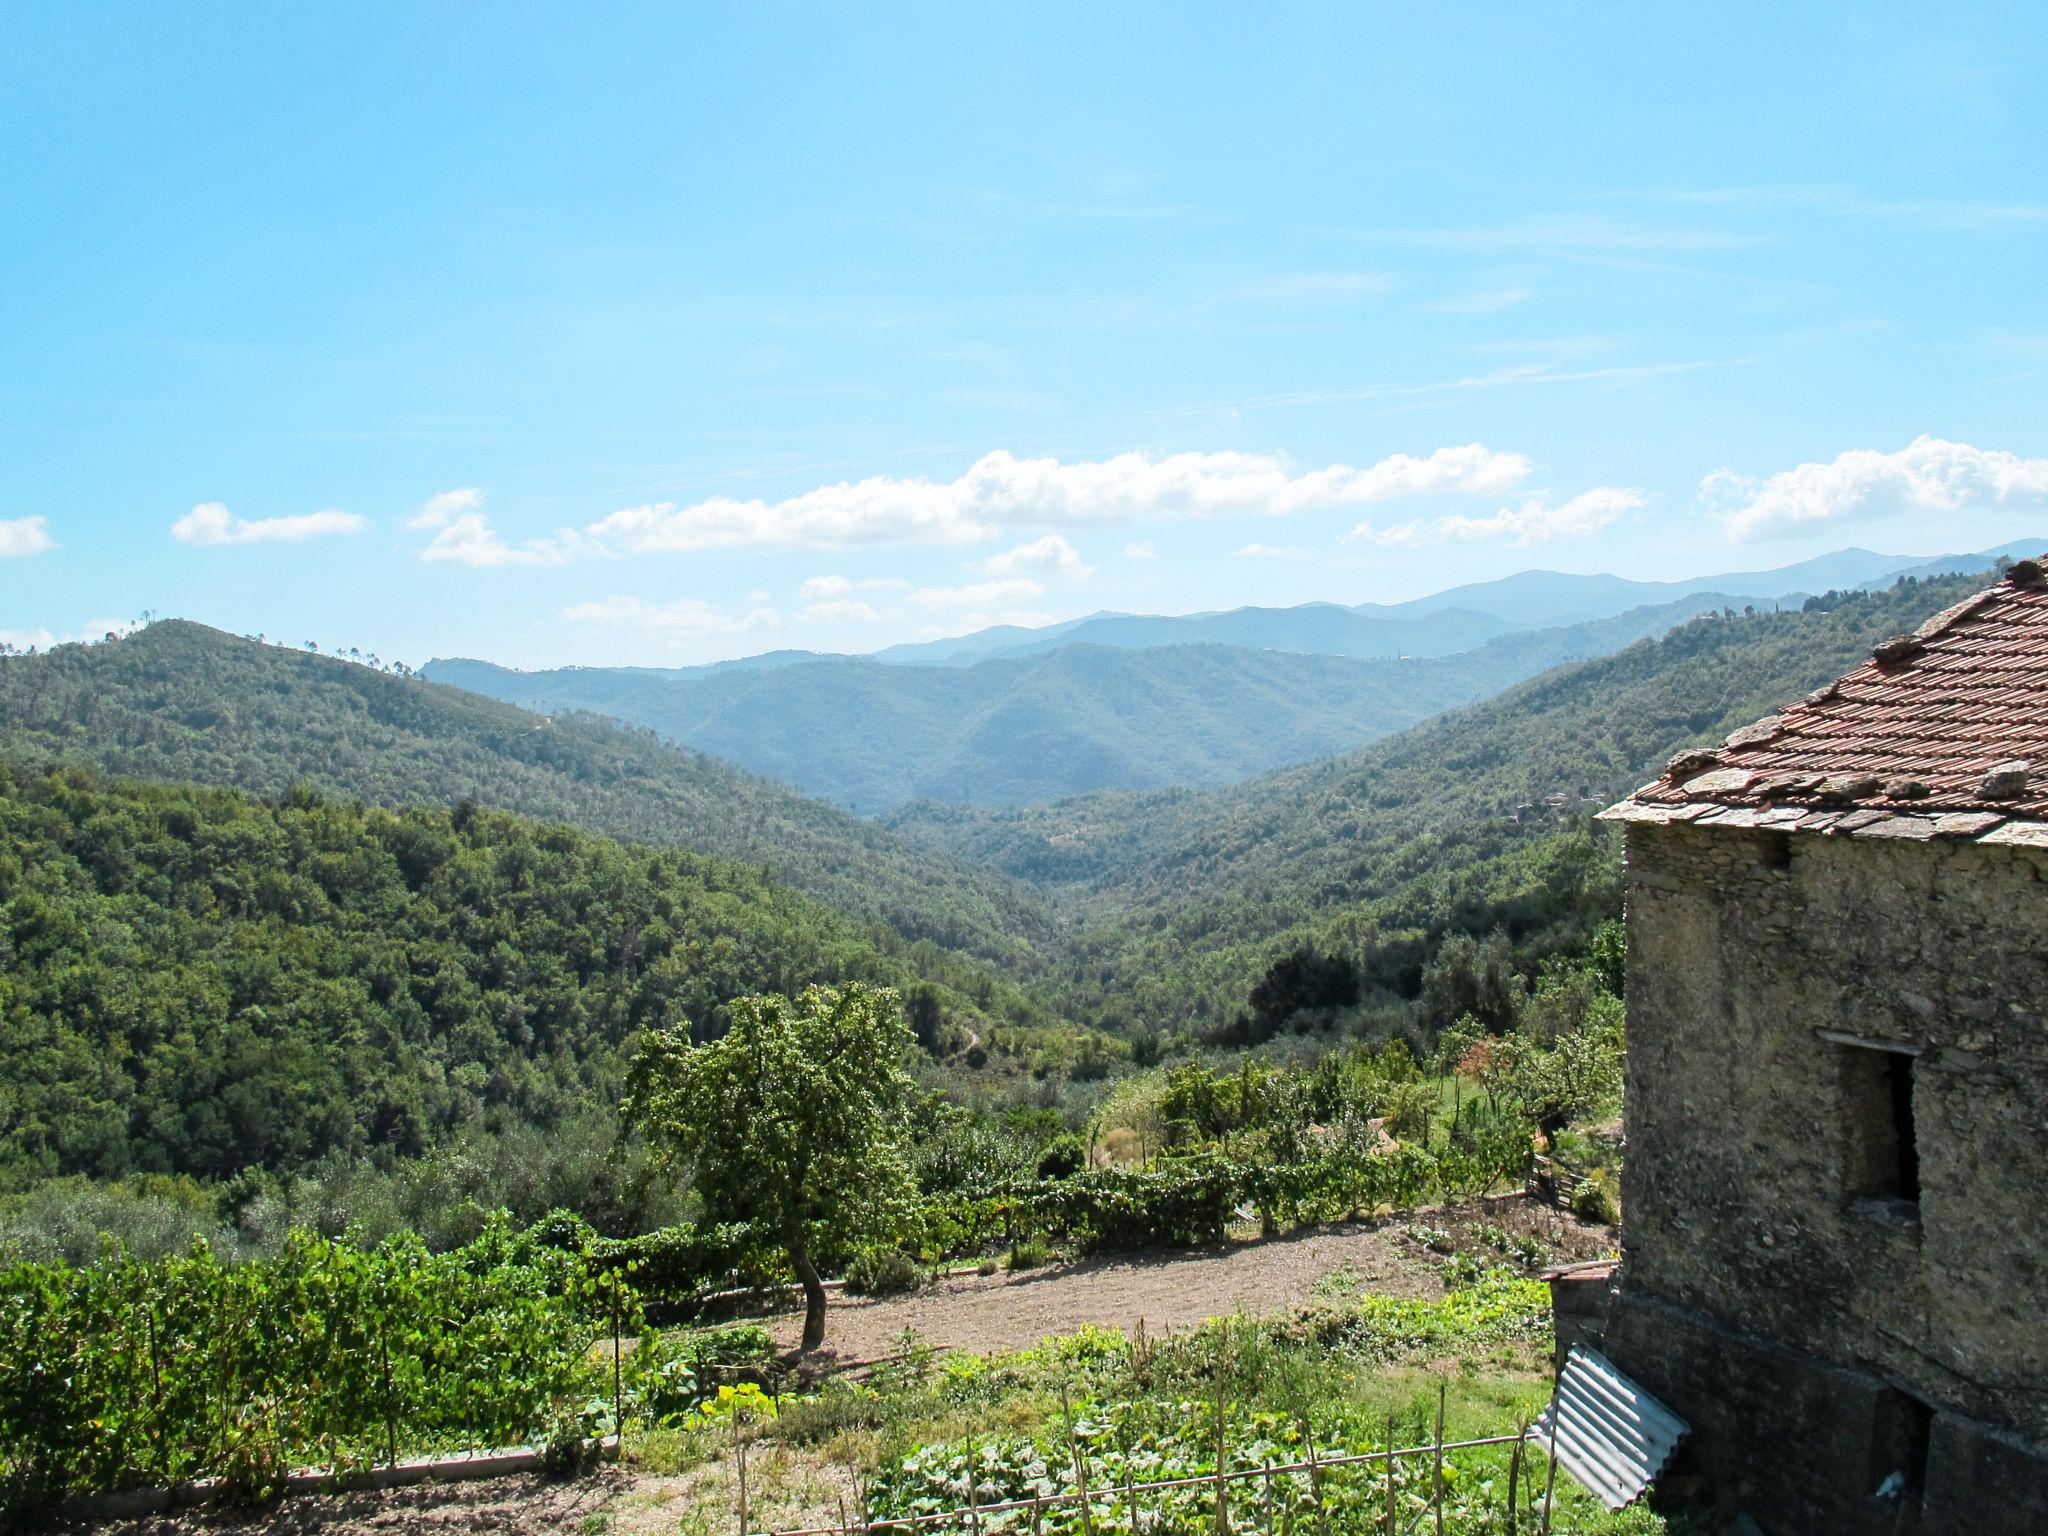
(967, 1427, 981, 1536)
(736, 1412, 751, 1536)
(378, 1324, 399, 1469)
(1061, 1387, 1095, 1536)
(144, 1303, 167, 1478)
(1432, 1383, 1446, 1536)
(1299, 1408, 1327, 1536)
(1382, 1417, 1397, 1536)
(1214, 1326, 1231, 1536)
(1538, 1407, 1560, 1536)
(611, 1272, 624, 1444)
(1506, 1419, 1525, 1535)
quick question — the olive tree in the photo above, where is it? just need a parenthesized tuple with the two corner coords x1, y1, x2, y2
(624, 982, 913, 1351)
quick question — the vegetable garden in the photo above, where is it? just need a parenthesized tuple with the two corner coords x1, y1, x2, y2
(0, 1127, 1536, 1519)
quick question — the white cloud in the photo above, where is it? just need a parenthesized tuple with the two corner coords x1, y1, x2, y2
(0, 516, 54, 557)
(1422, 287, 1531, 314)
(561, 595, 779, 638)
(172, 502, 367, 546)
(1123, 540, 1158, 560)
(1, 617, 140, 649)
(907, 577, 1046, 611)
(1705, 436, 2048, 541)
(583, 444, 1533, 552)
(1349, 486, 1644, 546)
(802, 599, 883, 624)
(800, 573, 910, 602)
(1235, 542, 1313, 559)
(419, 513, 602, 568)
(983, 534, 1094, 578)
(410, 487, 486, 529)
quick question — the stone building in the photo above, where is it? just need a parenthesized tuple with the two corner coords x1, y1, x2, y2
(1560, 561, 2048, 1533)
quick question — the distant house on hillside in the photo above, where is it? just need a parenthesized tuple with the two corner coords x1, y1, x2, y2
(1556, 559, 2048, 1533)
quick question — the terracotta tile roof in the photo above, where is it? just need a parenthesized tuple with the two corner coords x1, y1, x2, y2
(1605, 558, 2048, 843)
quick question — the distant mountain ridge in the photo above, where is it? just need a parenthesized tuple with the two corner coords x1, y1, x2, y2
(428, 592, 1744, 813)
(537, 540, 2039, 683)
(878, 570, 1993, 1041)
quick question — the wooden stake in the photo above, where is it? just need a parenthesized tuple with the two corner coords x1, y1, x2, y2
(1382, 1416, 1397, 1536)
(611, 1272, 624, 1445)
(1214, 1326, 1231, 1536)
(736, 1413, 751, 1536)
(378, 1325, 398, 1469)
(1433, 1383, 1447, 1536)
(1061, 1386, 1096, 1536)
(1506, 1420, 1525, 1536)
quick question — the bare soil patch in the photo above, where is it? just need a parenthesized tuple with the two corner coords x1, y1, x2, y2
(764, 1222, 1437, 1372)
(83, 1202, 1611, 1536)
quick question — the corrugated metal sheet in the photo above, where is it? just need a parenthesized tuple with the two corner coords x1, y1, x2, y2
(1533, 1345, 1689, 1511)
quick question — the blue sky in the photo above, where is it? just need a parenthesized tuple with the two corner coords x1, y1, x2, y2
(6, 2, 2048, 667)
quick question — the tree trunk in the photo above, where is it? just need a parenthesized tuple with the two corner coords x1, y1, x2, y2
(788, 1229, 828, 1352)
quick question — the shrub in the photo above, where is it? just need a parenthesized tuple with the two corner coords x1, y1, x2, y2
(1572, 1171, 1621, 1226)
(1006, 1238, 1052, 1271)
(844, 1247, 922, 1296)
(1035, 1134, 1087, 1181)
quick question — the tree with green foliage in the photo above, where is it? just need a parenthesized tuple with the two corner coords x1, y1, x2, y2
(624, 983, 913, 1351)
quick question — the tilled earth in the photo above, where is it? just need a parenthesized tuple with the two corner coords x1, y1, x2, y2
(83, 1202, 1608, 1536)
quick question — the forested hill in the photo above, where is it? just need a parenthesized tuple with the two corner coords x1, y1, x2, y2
(0, 620, 1060, 973)
(0, 760, 1070, 1186)
(886, 573, 1988, 1041)
(426, 592, 1737, 812)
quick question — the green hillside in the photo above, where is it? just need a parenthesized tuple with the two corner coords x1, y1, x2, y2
(887, 574, 1985, 1043)
(426, 594, 1735, 812)
(0, 758, 1076, 1189)
(0, 621, 1060, 974)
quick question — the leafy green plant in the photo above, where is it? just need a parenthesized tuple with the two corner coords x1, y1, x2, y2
(846, 1247, 923, 1297)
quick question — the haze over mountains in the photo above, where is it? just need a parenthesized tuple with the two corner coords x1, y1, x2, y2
(425, 542, 2036, 813)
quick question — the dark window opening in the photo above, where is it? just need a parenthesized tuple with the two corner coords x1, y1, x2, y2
(1870, 1387, 1933, 1506)
(1841, 1042, 1921, 1211)
(1760, 830, 1793, 870)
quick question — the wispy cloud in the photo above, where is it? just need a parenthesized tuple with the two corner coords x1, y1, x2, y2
(1, 617, 139, 649)
(172, 502, 367, 546)
(409, 486, 486, 528)
(1605, 185, 2048, 230)
(1422, 286, 1531, 314)
(1328, 212, 1770, 254)
(1167, 358, 1740, 418)
(983, 534, 1094, 578)
(561, 595, 778, 639)
(1350, 486, 1644, 546)
(801, 599, 883, 624)
(799, 574, 907, 601)
(585, 444, 1533, 552)
(943, 388, 1066, 414)
(0, 516, 54, 557)
(1703, 436, 2048, 541)
(413, 488, 601, 568)
(907, 577, 1047, 611)
(1123, 541, 1158, 561)
(1205, 271, 1397, 304)
(971, 188, 1220, 224)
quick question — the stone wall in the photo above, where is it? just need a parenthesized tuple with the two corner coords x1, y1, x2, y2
(1613, 819, 2048, 1529)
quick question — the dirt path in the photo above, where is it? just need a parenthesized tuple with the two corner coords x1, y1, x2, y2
(760, 1220, 1456, 1369)
(91, 1204, 1607, 1536)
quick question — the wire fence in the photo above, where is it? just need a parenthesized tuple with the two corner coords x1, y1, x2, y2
(736, 1384, 1571, 1536)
